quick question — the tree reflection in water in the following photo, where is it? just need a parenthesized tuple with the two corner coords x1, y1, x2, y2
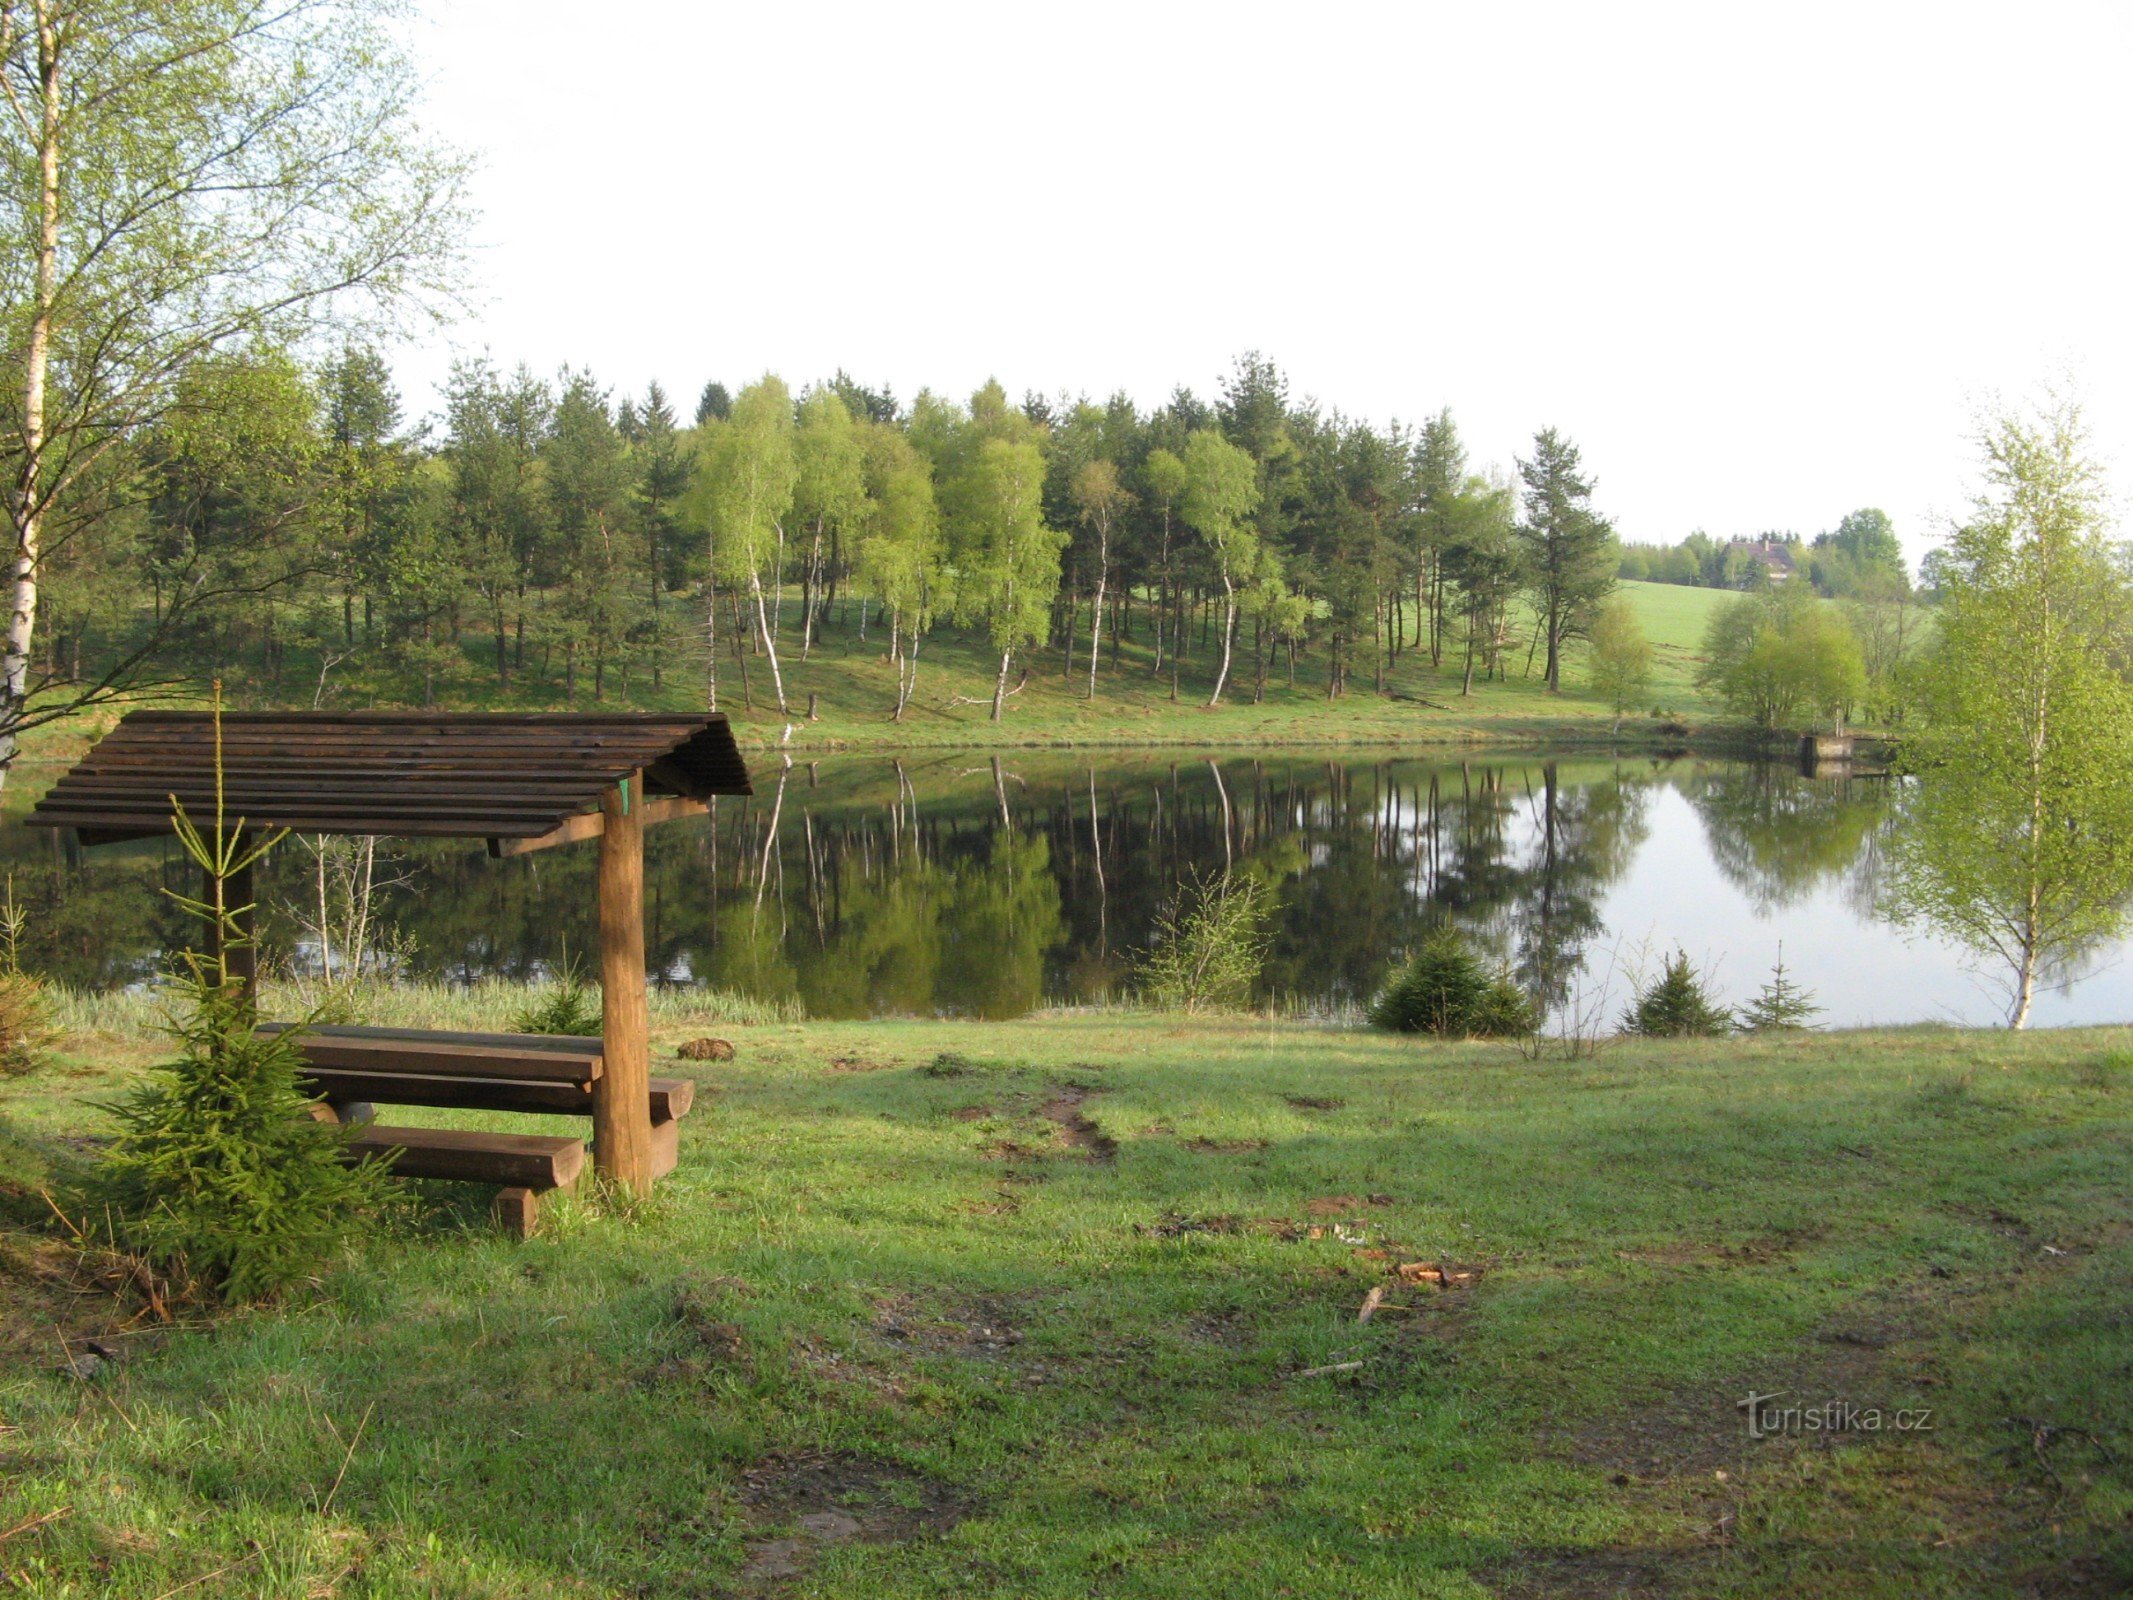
(0, 753, 1921, 1023)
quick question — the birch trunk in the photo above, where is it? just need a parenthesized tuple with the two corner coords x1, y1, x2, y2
(1206, 575, 1236, 707)
(0, 6, 62, 789)
(749, 568, 788, 714)
(991, 649, 1012, 722)
(801, 521, 823, 658)
(1086, 529, 1107, 701)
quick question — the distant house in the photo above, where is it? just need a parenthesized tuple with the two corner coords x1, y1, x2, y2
(1723, 536, 1797, 584)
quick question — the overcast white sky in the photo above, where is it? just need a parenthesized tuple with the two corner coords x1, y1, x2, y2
(397, 0, 2133, 563)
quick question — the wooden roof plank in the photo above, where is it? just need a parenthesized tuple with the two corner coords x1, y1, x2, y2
(27, 711, 751, 845)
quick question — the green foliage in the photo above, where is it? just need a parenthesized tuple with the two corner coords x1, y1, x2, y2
(1620, 950, 1732, 1037)
(1180, 428, 1265, 705)
(1138, 871, 1272, 1012)
(0, 973, 52, 1077)
(1808, 508, 1909, 598)
(95, 701, 392, 1300)
(0, 876, 52, 1074)
(1697, 581, 1866, 730)
(511, 975, 603, 1037)
(1737, 946, 1822, 1031)
(1369, 929, 1537, 1037)
(1884, 401, 2133, 1026)
(1516, 427, 1616, 691)
(702, 376, 798, 587)
(98, 976, 396, 1300)
(1585, 595, 1653, 729)
(0, 0, 469, 750)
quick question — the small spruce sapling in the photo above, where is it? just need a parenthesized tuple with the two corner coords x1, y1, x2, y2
(1620, 949, 1733, 1038)
(1737, 945, 1822, 1031)
(1371, 929, 1538, 1038)
(512, 943, 603, 1036)
(98, 690, 396, 1301)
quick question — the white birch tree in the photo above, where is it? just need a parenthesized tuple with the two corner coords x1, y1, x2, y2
(0, 0, 468, 780)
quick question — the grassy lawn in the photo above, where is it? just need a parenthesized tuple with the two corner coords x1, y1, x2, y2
(12, 583, 1753, 774)
(2, 1009, 2128, 1597)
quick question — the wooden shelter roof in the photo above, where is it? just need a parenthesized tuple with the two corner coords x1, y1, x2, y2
(26, 711, 753, 846)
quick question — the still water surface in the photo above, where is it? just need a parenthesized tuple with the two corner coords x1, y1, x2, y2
(11, 751, 2130, 1028)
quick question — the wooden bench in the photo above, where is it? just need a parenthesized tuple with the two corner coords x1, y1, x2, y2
(259, 1022, 695, 1236)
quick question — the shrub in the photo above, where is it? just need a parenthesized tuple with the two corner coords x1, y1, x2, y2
(1587, 596, 1654, 733)
(1620, 950, 1732, 1037)
(1697, 582, 1866, 732)
(1371, 930, 1538, 1038)
(1139, 872, 1273, 1013)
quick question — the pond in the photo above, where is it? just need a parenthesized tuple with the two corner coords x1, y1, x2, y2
(9, 750, 2131, 1028)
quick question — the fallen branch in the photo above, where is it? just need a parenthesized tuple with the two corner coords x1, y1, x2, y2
(1356, 1286, 1385, 1323)
(944, 670, 1032, 710)
(0, 1506, 70, 1546)
(320, 1398, 377, 1516)
(1293, 1360, 1366, 1380)
(2004, 1414, 2118, 1510)
(148, 1555, 258, 1600)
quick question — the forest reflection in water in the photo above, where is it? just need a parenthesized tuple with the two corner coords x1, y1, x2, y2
(10, 750, 2129, 1027)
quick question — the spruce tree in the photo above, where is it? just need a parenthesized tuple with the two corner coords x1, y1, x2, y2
(1516, 428, 1616, 692)
(1738, 945, 1822, 1030)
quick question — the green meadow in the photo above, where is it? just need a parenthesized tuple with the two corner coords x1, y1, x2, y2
(3, 1007, 2127, 1597)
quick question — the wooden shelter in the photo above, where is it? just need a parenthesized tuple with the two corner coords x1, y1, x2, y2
(27, 711, 753, 1197)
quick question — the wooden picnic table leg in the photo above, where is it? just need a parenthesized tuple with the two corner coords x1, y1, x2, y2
(594, 772, 653, 1194)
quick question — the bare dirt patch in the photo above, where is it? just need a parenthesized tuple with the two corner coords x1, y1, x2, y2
(872, 1292, 1028, 1358)
(1137, 1210, 1247, 1239)
(648, 1274, 754, 1384)
(1566, 1278, 1946, 1483)
(1613, 1231, 1819, 1270)
(1040, 1088, 1117, 1163)
(1302, 1194, 1395, 1217)
(1480, 1544, 1716, 1598)
(0, 1218, 173, 1374)
(1284, 1094, 1344, 1111)
(1187, 1306, 1253, 1347)
(736, 1450, 968, 1589)
(977, 1138, 1048, 1163)
(828, 1055, 895, 1073)
(1184, 1135, 1271, 1154)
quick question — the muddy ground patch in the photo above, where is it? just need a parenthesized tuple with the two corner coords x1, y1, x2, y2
(735, 1449, 970, 1589)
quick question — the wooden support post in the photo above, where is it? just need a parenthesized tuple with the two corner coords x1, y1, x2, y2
(493, 1187, 540, 1240)
(594, 772, 653, 1194)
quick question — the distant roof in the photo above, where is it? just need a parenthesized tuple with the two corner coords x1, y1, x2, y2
(27, 711, 752, 845)
(1725, 537, 1797, 573)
